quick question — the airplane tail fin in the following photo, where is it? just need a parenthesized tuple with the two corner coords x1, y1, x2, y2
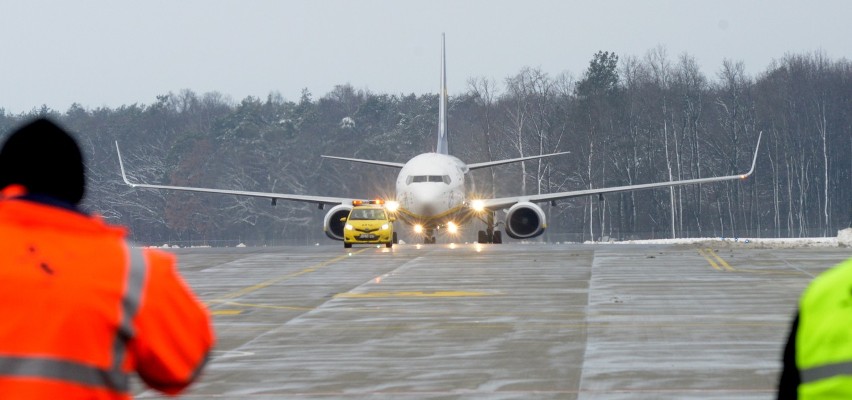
(437, 33, 449, 155)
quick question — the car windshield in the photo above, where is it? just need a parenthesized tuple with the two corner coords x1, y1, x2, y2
(349, 208, 386, 220)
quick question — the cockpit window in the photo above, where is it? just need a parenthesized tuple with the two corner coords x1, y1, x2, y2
(406, 175, 451, 185)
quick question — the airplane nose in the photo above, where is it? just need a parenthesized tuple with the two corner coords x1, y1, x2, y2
(412, 188, 440, 216)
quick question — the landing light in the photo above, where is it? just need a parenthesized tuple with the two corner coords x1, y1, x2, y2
(385, 201, 400, 212)
(471, 199, 485, 212)
(414, 224, 423, 233)
(447, 222, 458, 234)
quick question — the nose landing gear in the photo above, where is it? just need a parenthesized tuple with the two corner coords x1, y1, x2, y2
(423, 228, 435, 244)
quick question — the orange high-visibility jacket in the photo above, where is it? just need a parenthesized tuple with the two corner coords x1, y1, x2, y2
(0, 194, 214, 399)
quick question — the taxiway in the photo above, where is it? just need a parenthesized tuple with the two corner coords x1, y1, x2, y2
(134, 242, 848, 399)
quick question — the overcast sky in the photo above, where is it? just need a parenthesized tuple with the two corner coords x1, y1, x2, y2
(1, 0, 849, 114)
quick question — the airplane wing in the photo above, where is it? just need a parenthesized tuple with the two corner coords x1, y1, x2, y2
(116, 142, 358, 207)
(321, 151, 570, 171)
(478, 133, 762, 210)
(320, 155, 405, 168)
(467, 151, 570, 170)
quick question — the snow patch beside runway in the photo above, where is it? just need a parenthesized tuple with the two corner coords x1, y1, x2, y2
(590, 228, 852, 249)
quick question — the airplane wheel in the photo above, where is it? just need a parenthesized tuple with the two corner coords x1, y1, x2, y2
(392, 232, 398, 244)
(344, 242, 352, 248)
(493, 231, 502, 244)
(477, 230, 488, 244)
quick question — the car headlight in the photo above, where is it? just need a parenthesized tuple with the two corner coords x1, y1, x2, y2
(381, 223, 389, 230)
(345, 224, 353, 230)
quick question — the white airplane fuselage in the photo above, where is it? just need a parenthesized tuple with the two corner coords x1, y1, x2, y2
(393, 153, 468, 230)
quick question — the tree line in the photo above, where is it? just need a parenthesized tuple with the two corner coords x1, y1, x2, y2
(0, 49, 849, 245)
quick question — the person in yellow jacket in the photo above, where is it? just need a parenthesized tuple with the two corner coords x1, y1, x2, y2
(777, 257, 852, 399)
(0, 118, 215, 399)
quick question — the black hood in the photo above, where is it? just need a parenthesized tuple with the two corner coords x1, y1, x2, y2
(0, 118, 85, 205)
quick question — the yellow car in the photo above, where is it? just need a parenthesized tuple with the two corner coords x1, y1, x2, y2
(342, 201, 396, 248)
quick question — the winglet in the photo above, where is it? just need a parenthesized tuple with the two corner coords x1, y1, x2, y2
(740, 131, 763, 179)
(114, 141, 136, 187)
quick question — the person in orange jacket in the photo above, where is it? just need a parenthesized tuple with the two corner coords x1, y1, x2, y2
(0, 118, 214, 399)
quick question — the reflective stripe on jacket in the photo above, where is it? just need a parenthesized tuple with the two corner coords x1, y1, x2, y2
(0, 197, 214, 398)
(797, 258, 852, 399)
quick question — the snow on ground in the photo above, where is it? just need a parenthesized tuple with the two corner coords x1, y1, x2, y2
(593, 228, 852, 249)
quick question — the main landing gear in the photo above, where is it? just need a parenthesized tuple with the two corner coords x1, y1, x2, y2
(477, 211, 502, 244)
(477, 230, 502, 244)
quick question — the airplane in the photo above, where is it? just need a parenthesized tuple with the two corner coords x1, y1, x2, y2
(116, 34, 762, 245)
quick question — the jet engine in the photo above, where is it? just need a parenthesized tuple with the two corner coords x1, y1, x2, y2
(505, 201, 546, 239)
(323, 204, 353, 241)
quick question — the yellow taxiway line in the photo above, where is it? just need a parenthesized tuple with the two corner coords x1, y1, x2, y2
(335, 290, 492, 299)
(206, 247, 370, 315)
(211, 309, 244, 316)
(698, 248, 735, 271)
